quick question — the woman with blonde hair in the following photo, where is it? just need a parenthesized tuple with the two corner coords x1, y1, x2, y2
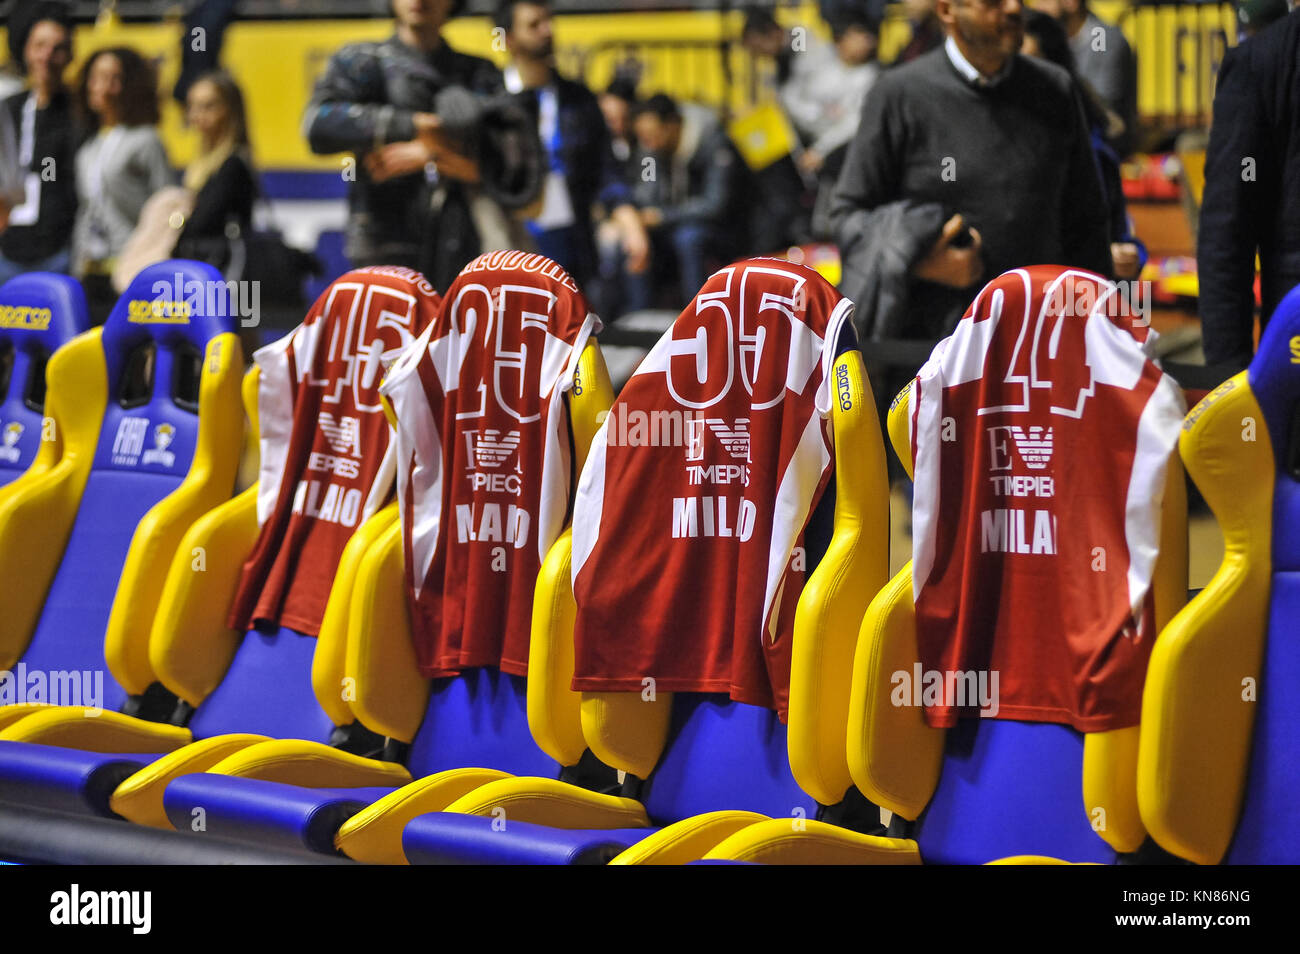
(173, 69, 256, 279)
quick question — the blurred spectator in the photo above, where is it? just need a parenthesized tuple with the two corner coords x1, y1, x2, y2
(896, 0, 946, 63)
(782, 12, 880, 179)
(1022, 9, 1144, 279)
(741, 7, 801, 87)
(741, 6, 839, 97)
(0, 3, 79, 284)
(626, 93, 747, 310)
(820, 0, 890, 29)
(0, 67, 23, 103)
(0, 109, 21, 235)
(738, 6, 822, 247)
(174, 0, 239, 105)
(831, 0, 1111, 346)
(494, 0, 647, 289)
(1198, 9, 1300, 372)
(598, 76, 639, 176)
(594, 77, 642, 316)
(174, 70, 257, 277)
(780, 11, 881, 237)
(1032, 0, 1137, 157)
(0, 2, 37, 101)
(302, 0, 504, 290)
(72, 48, 173, 320)
(1236, 0, 1290, 38)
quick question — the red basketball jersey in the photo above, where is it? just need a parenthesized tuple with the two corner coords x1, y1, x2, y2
(379, 251, 600, 677)
(571, 259, 855, 717)
(910, 266, 1185, 731)
(228, 267, 439, 635)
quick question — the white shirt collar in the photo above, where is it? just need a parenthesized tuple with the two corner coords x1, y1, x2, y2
(504, 64, 556, 95)
(944, 35, 1013, 89)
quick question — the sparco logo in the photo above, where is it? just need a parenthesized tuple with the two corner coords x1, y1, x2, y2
(836, 363, 852, 411)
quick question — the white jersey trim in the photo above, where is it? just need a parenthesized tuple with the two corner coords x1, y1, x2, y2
(536, 310, 600, 562)
(570, 412, 608, 584)
(815, 297, 855, 415)
(1123, 371, 1186, 633)
(253, 326, 308, 527)
(762, 409, 832, 640)
(379, 320, 443, 598)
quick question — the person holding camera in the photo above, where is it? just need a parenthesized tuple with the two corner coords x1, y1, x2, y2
(304, 0, 540, 291)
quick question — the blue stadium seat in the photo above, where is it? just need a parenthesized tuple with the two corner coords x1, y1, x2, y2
(1138, 282, 1300, 864)
(0, 260, 245, 817)
(149, 259, 887, 865)
(97, 498, 412, 843)
(383, 260, 892, 865)
(0, 269, 435, 838)
(702, 267, 1190, 864)
(0, 274, 95, 677)
(0, 261, 242, 711)
(145, 256, 627, 861)
(0, 272, 89, 487)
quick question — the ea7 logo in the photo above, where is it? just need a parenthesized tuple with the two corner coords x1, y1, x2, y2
(319, 412, 362, 457)
(987, 425, 1053, 471)
(685, 418, 750, 462)
(50, 884, 151, 934)
(1008, 425, 1052, 470)
(464, 429, 521, 469)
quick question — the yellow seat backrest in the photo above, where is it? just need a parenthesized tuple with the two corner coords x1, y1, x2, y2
(1138, 374, 1274, 864)
(575, 349, 892, 799)
(348, 340, 617, 752)
(847, 382, 1187, 853)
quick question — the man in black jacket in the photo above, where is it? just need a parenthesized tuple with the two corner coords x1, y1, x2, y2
(627, 94, 749, 310)
(495, 0, 648, 286)
(0, 3, 79, 283)
(1198, 9, 1300, 373)
(831, 0, 1112, 343)
(303, 0, 508, 290)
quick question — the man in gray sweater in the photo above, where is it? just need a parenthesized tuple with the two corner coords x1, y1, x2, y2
(831, 0, 1112, 345)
